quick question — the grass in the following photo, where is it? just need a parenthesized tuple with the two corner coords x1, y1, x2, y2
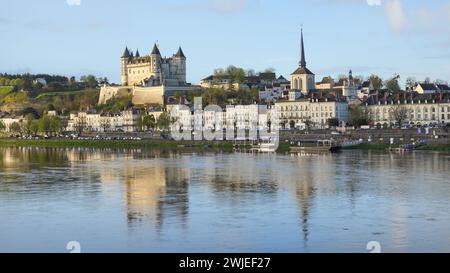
(343, 142, 450, 151)
(0, 138, 448, 153)
(342, 143, 393, 150)
(35, 89, 97, 99)
(415, 143, 450, 151)
(0, 138, 235, 151)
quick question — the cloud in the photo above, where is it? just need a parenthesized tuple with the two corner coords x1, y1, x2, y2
(385, 0, 406, 32)
(417, 7, 434, 27)
(448, 2, 450, 21)
(208, 0, 248, 13)
(366, 0, 381, 6)
(67, 0, 81, 6)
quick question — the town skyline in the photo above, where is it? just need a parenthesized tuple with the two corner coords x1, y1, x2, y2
(0, 0, 449, 85)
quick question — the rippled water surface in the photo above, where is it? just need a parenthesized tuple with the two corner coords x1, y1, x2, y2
(0, 147, 449, 253)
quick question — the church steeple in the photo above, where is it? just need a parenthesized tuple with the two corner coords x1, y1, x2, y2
(300, 28, 306, 68)
(135, 49, 140, 57)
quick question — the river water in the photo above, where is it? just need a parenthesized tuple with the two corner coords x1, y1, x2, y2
(0, 147, 449, 253)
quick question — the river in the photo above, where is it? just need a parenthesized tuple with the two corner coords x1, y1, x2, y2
(0, 147, 449, 253)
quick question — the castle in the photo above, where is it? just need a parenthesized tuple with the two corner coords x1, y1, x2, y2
(99, 43, 194, 106)
(121, 44, 186, 87)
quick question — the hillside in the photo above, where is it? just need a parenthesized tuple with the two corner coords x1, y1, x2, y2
(0, 88, 100, 116)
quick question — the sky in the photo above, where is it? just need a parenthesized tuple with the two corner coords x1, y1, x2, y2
(0, 0, 449, 86)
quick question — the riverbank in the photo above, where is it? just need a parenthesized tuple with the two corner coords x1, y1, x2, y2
(0, 138, 235, 151)
(342, 143, 450, 151)
(0, 138, 448, 152)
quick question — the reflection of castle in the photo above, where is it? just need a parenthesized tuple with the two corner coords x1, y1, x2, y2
(121, 160, 190, 228)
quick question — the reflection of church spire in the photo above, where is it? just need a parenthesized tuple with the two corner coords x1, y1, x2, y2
(294, 175, 316, 243)
(300, 28, 306, 68)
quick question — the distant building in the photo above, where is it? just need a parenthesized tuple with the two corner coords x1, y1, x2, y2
(67, 109, 141, 133)
(414, 83, 450, 94)
(0, 117, 22, 132)
(275, 96, 348, 129)
(363, 91, 450, 126)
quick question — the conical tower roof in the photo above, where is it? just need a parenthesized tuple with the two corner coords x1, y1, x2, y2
(175, 47, 186, 58)
(151, 43, 161, 55)
(122, 47, 130, 58)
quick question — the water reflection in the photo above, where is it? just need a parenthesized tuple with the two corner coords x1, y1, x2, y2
(0, 147, 449, 252)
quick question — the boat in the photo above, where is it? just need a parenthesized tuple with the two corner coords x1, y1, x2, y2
(389, 144, 416, 152)
(290, 139, 341, 153)
(340, 139, 364, 148)
(251, 134, 279, 153)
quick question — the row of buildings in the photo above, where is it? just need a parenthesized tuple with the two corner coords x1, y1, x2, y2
(2, 30, 449, 134)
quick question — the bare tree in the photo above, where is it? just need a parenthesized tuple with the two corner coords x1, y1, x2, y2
(389, 106, 408, 126)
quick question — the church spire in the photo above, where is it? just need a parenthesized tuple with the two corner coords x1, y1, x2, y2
(135, 49, 140, 57)
(300, 28, 306, 68)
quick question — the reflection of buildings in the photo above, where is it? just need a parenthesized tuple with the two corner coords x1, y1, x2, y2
(120, 160, 190, 229)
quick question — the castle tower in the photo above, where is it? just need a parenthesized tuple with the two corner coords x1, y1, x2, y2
(291, 28, 315, 95)
(173, 47, 187, 83)
(150, 43, 161, 74)
(121, 47, 130, 86)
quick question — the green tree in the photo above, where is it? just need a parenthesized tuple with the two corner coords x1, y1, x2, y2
(369, 75, 383, 90)
(203, 88, 227, 107)
(30, 120, 40, 135)
(136, 113, 145, 132)
(349, 107, 371, 127)
(143, 115, 157, 131)
(157, 112, 171, 131)
(49, 116, 62, 135)
(385, 78, 401, 92)
(80, 75, 98, 88)
(235, 69, 245, 83)
(38, 115, 51, 135)
(22, 114, 35, 135)
(187, 89, 203, 103)
(0, 120, 6, 132)
(9, 122, 22, 134)
(327, 118, 339, 127)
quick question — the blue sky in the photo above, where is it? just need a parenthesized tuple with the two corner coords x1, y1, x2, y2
(0, 0, 449, 86)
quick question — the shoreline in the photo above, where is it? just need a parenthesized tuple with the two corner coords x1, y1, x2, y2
(0, 138, 448, 152)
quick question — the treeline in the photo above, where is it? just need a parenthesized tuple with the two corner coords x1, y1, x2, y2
(0, 73, 109, 97)
(172, 87, 259, 108)
(212, 65, 276, 83)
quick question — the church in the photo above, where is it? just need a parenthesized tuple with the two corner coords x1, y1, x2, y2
(290, 29, 358, 100)
(291, 29, 315, 95)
